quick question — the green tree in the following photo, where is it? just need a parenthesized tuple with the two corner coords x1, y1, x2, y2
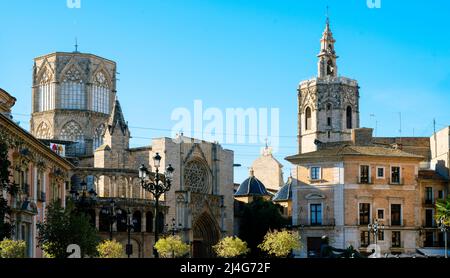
(0, 238, 26, 258)
(97, 240, 124, 258)
(258, 230, 301, 258)
(154, 235, 190, 258)
(37, 200, 100, 258)
(435, 195, 450, 226)
(213, 236, 249, 258)
(0, 132, 19, 240)
(238, 198, 288, 256)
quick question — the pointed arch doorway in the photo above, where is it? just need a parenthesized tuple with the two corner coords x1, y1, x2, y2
(192, 212, 220, 258)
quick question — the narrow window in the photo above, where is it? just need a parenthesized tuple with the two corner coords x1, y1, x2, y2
(305, 107, 312, 130)
(359, 203, 370, 225)
(377, 209, 384, 220)
(359, 165, 370, 184)
(327, 117, 331, 126)
(425, 187, 433, 204)
(391, 167, 401, 184)
(360, 231, 370, 247)
(346, 106, 352, 129)
(310, 167, 321, 180)
(310, 204, 322, 226)
(391, 204, 402, 226)
(392, 231, 401, 248)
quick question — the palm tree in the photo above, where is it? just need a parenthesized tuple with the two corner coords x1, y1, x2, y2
(435, 196, 450, 258)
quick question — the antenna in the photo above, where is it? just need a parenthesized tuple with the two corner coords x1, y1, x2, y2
(74, 37, 79, 53)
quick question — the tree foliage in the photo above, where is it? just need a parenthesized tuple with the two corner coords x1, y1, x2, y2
(213, 236, 249, 258)
(0, 238, 26, 258)
(154, 235, 190, 258)
(435, 195, 450, 226)
(258, 230, 301, 258)
(37, 200, 100, 258)
(238, 198, 288, 256)
(97, 240, 124, 258)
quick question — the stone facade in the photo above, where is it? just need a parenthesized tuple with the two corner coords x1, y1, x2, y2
(30, 52, 117, 157)
(251, 145, 284, 191)
(297, 19, 359, 154)
(0, 88, 72, 258)
(430, 126, 450, 179)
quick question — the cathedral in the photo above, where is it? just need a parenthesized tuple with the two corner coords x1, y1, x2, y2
(29, 51, 235, 258)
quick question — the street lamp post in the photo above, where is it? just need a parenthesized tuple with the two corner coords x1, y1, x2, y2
(368, 219, 384, 247)
(101, 200, 122, 240)
(138, 153, 174, 258)
(125, 209, 137, 258)
(165, 217, 183, 258)
(438, 217, 448, 258)
(69, 180, 97, 214)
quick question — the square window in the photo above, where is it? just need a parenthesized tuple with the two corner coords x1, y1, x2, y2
(376, 167, 385, 179)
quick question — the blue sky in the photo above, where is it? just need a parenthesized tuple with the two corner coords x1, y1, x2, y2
(0, 0, 449, 183)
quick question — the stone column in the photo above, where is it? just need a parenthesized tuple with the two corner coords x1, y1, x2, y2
(142, 211, 147, 233)
(95, 208, 100, 230)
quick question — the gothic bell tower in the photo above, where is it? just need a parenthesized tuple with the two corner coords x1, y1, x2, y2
(297, 16, 360, 154)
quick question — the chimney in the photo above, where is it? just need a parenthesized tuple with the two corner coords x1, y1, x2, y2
(351, 128, 373, 145)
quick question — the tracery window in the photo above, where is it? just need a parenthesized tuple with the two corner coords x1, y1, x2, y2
(93, 124, 106, 151)
(61, 67, 85, 110)
(184, 160, 208, 193)
(35, 122, 52, 139)
(38, 69, 56, 112)
(60, 121, 85, 156)
(92, 71, 110, 114)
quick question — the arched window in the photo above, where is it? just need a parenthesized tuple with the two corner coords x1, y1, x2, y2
(346, 106, 353, 129)
(326, 103, 332, 111)
(93, 124, 105, 151)
(35, 122, 52, 139)
(146, 212, 153, 233)
(305, 107, 312, 131)
(133, 211, 142, 232)
(37, 69, 55, 112)
(92, 71, 110, 114)
(61, 66, 85, 110)
(184, 160, 209, 193)
(60, 121, 85, 156)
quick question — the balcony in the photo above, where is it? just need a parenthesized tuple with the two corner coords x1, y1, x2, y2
(388, 177, 404, 185)
(297, 218, 335, 227)
(357, 176, 374, 185)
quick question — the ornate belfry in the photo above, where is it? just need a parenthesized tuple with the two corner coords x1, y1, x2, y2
(30, 52, 117, 157)
(297, 15, 360, 154)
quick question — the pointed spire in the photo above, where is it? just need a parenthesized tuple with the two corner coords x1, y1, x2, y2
(317, 6, 338, 78)
(107, 97, 129, 135)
